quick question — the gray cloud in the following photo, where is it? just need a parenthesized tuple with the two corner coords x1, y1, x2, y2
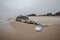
(0, 0, 60, 18)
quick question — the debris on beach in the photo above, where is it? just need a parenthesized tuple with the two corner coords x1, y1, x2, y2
(15, 15, 47, 32)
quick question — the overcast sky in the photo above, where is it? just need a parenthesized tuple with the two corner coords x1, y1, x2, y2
(0, 0, 60, 18)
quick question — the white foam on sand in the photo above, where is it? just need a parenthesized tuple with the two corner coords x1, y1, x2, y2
(5, 20, 15, 23)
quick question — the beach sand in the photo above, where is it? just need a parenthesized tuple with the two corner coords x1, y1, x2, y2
(0, 16, 60, 40)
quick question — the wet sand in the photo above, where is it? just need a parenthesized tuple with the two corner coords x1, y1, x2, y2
(0, 16, 60, 40)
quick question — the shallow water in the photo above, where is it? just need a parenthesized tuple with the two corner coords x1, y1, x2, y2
(0, 16, 17, 35)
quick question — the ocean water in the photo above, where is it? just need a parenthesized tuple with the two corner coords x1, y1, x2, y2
(0, 15, 17, 34)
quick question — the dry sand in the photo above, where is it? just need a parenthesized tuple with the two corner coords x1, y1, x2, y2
(0, 16, 60, 40)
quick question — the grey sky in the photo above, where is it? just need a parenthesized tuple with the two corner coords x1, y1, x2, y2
(0, 0, 60, 18)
